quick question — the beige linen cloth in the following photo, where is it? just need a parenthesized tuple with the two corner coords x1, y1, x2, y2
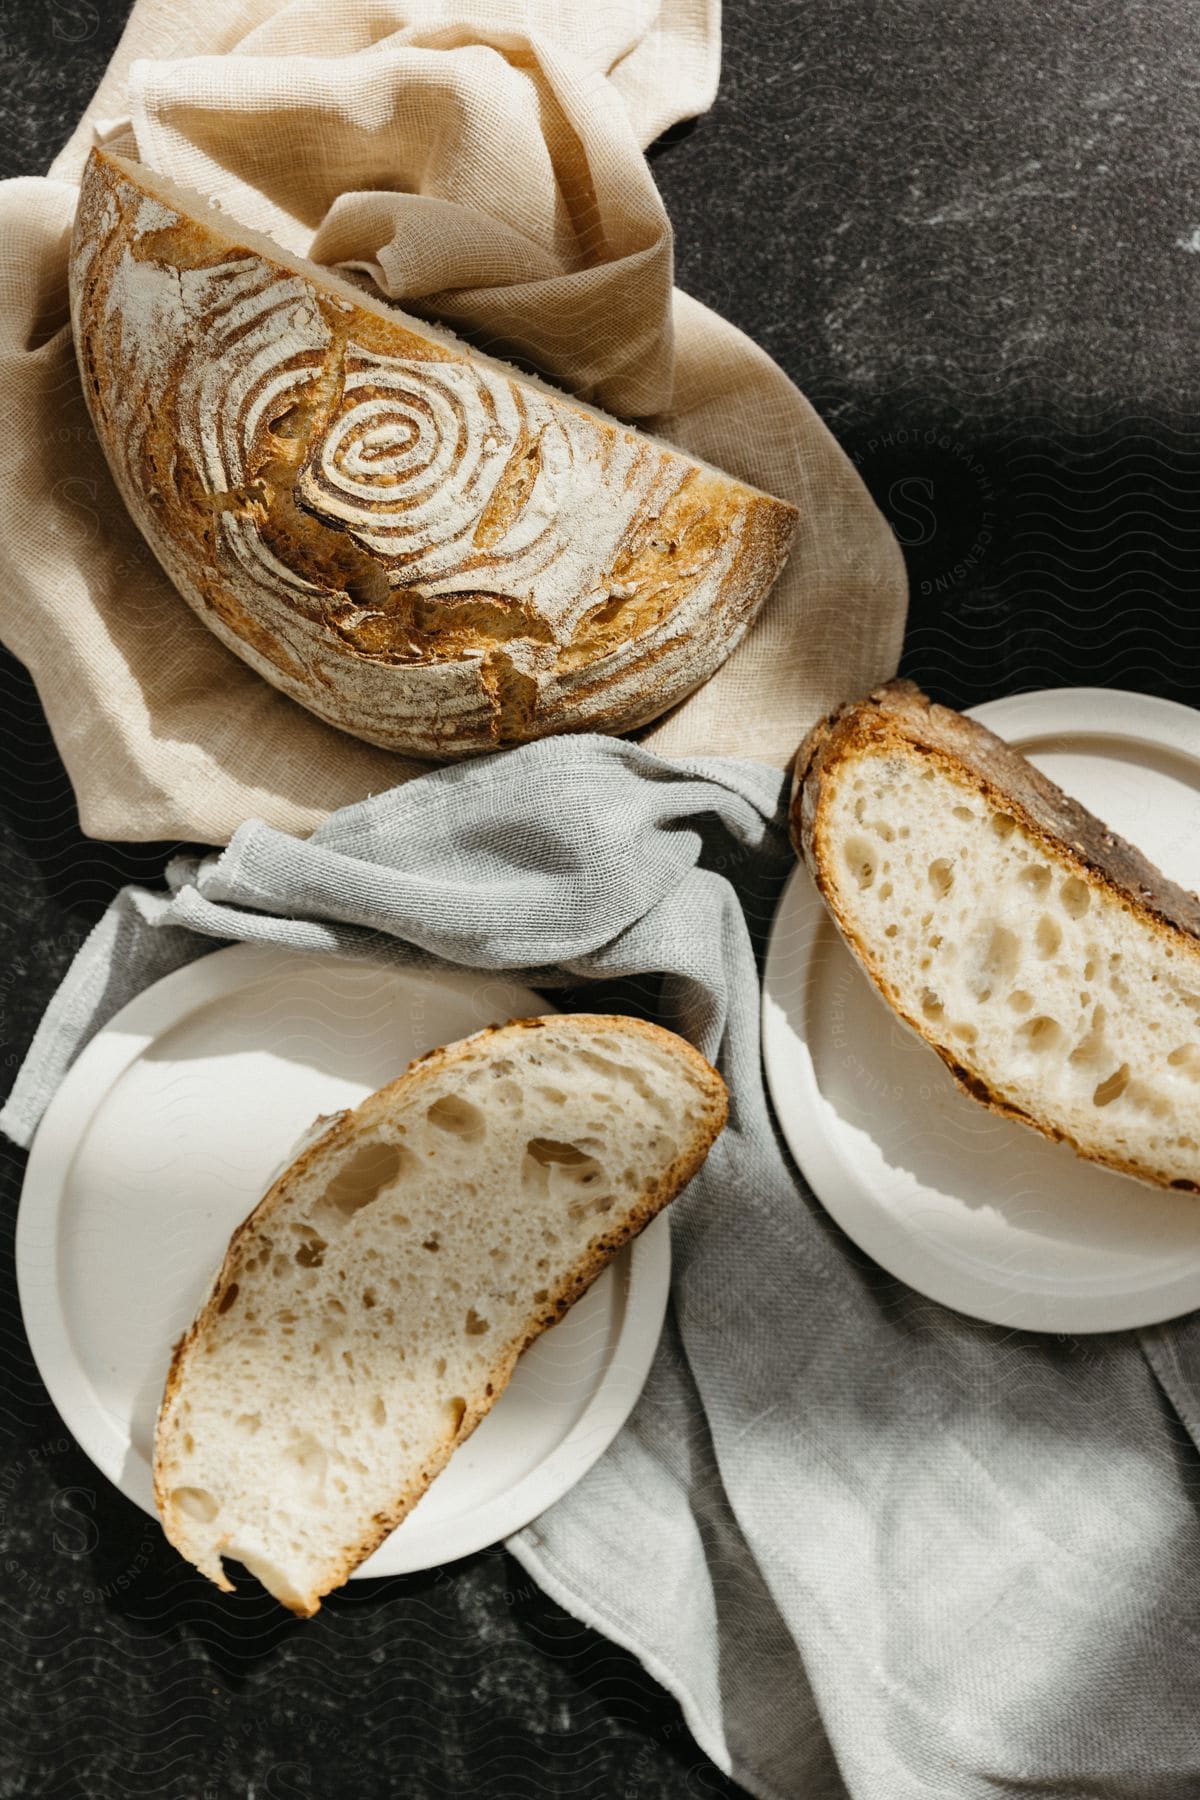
(0, 0, 905, 844)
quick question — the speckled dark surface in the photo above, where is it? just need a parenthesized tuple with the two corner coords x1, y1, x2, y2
(2, 2, 1200, 1796)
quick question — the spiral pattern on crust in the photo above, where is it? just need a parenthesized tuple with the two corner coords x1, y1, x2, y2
(305, 350, 511, 564)
(295, 347, 668, 635)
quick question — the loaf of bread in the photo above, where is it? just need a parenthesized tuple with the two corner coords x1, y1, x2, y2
(154, 1015, 727, 1614)
(69, 149, 796, 758)
(791, 680, 1200, 1192)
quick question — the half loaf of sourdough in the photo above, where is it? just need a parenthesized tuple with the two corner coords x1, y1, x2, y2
(791, 680, 1200, 1191)
(69, 149, 797, 757)
(154, 1015, 727, 1614)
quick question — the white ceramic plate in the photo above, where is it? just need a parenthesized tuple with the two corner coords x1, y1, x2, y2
(16, 945, 670, 1576)
(762, 687, 1200, 1334)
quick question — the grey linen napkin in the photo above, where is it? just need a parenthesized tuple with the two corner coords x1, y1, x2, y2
(5, 733, 1200, 1800)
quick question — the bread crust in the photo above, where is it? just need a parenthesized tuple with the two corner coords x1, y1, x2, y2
(790, 679, 1200, 1192)
(154, 1015, 727, 1612)
(69, 149, 796, 759)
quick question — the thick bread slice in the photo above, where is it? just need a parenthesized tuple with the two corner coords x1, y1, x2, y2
(154, 1015, 727, 1614)
(69, 149, 796, 758)
(791, 680, 1200, 1192)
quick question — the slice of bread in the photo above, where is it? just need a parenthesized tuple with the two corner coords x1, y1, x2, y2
(154, 1015, 726, 1614)
(791, 680, 1200, 1192)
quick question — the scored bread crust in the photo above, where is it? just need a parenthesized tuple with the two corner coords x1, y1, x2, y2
(69, 149, 797, 759)
(154, 1016, 728, 1613)
(790, 679, 1200, 1191)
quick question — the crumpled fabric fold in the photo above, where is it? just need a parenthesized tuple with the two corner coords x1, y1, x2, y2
(6, 732, 1200, 1800)
(0, 0, 904, 842)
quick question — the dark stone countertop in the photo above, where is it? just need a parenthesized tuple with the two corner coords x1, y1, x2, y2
(2, 2, 1199, 1796)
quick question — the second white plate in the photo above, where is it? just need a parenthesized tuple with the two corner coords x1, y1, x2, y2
(17, 946, 671, 1577)
(762, 687, 1200, 1334)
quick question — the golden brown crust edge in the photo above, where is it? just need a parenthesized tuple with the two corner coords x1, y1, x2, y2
(789, 678, 1200, 1194)
(153, 1015, 728, 1613)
